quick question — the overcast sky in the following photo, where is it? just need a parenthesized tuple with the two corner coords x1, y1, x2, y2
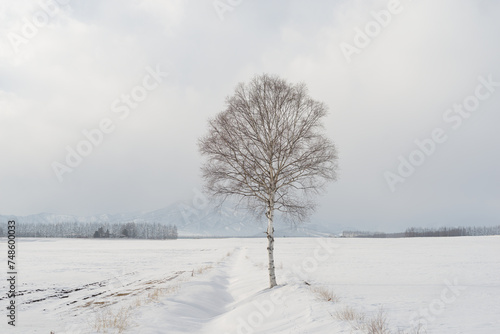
(1, 0, 499, 232)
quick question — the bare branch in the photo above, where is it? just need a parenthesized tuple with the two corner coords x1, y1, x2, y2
(199, 74, 338, 224)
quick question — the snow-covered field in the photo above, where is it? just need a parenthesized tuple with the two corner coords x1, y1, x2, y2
(1, 236, 499, 333)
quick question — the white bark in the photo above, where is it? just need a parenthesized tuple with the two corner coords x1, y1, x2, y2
(266, 198, 277, 288)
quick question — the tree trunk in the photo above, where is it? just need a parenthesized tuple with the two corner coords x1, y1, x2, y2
(266, 200, 277, 288)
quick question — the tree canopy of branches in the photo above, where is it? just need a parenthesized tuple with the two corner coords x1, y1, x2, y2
(199, 74, 338, 287)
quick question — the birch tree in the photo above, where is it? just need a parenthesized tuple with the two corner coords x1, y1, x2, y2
(199, 74, 338, 288)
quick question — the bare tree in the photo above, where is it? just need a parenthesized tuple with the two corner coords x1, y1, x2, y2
(199, 74, 338, 288)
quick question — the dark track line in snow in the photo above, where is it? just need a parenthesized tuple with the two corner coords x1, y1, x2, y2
(1, 270, 185, 308)
(60, 271, 188, 310)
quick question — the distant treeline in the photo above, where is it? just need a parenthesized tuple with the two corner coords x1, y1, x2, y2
(342, 225, 500, 238)
(0, 221, 178, 239)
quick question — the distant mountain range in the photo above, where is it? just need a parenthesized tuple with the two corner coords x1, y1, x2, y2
(1, 202, 338, 237)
